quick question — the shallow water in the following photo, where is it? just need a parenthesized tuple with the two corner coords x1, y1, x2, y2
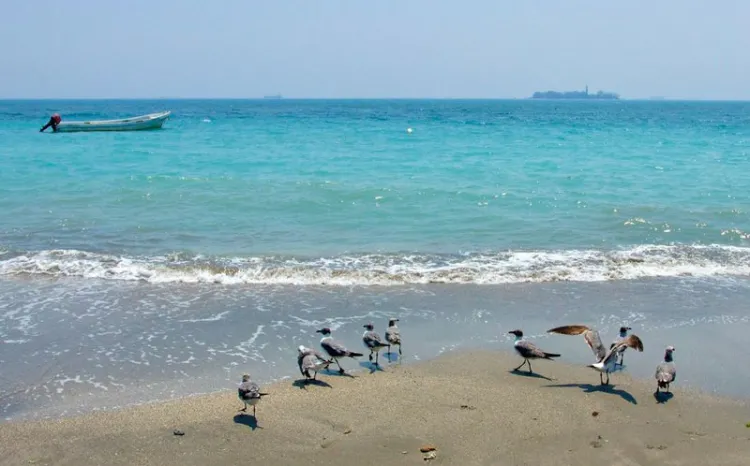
(1, 277, 749, 421)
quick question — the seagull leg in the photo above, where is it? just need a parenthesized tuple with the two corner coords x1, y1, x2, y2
(605, 372, 610, 385)
(513, 359, 526, 372)
(253, 405, 256, 417)
(368, 351, 373, 362)
(599, 373, 604, 385)
(334, 358, 345, 374)
(398, 344, 402, 356)
(527, 360, 533, 374)
(387, 345, 391, 362)
(375, 350, 380, 366)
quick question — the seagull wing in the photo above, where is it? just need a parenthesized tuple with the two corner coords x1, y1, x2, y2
(321, 338, 349, 358)
(602, 334, 644, 365)
(385, 326, 401, 345)
(363, 330, 388, 348)
(655, 362, 676, 383)
(515, 340, 547, 359)
(238, 381, 261, 400)
(548, 324, 606, 361)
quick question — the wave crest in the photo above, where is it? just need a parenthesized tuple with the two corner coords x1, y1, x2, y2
(1, 245, 749, 286)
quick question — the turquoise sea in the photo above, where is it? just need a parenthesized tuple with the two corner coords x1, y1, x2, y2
(1, 100, 750, 421)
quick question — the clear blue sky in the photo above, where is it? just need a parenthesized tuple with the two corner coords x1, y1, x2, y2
(2, 0, 748, 99)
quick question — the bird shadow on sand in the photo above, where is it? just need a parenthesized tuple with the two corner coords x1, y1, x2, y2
(653, 391, 674, 404)
(292, 378, 333, 389)
(543, 383, 638, 405)
(509, 369, 555, 381)
(233, 413, 262, 431)
(321, 368, 358, 378)
(359, 361, 386, 373)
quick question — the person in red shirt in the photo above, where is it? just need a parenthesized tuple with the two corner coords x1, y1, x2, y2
(40, 113, 62, 132)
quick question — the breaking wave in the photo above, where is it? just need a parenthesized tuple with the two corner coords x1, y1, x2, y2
(1, 245, 749, 286)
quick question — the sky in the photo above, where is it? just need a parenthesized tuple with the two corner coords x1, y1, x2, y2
(1, 0, 749, 100)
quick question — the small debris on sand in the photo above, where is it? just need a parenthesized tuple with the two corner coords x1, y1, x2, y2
(420, 444, 437, 453)
(173, 430, 185, 436)
(592, 411, 599, 417)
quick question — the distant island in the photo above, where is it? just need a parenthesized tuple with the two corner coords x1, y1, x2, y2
(531, 86, 619, 100)
(263, 94, 283, 100)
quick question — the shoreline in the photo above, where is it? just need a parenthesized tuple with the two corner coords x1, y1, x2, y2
(1, 350, 748, 466)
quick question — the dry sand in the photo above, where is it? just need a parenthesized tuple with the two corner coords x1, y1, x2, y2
(1, 350, 749, 466)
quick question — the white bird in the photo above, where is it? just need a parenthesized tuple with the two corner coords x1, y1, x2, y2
(362, 323, 390, 366)
(316, 327, 363, 374)
(655, 346, 676, 395)
(586, 335, 644, 385)
(508, 329, 561, 374)
(237, 374, 269, 417)
(297, 345, 332, 381)
(385, 318, 402, 362)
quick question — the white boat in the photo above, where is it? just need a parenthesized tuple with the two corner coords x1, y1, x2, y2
(55, 111, 171, 133)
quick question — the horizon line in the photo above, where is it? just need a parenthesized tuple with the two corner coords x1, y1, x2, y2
(2, 97, 750, 102)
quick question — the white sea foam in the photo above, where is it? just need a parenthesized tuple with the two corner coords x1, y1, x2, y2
(1, 245, 749, 286)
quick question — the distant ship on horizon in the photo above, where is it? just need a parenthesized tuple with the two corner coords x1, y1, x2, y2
(530, 85, 619, 100)
(263, 94, 283, 100)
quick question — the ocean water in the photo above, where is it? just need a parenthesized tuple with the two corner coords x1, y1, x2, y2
(1, 99, 750, 421)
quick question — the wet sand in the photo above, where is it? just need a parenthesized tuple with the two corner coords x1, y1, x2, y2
(1, 350, 749, 466)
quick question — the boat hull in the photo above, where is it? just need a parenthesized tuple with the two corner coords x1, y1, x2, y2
(56, 111, 171, 133)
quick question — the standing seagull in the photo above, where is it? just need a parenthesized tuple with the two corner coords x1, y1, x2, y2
(237, 374, 268, 416)
(610, 326, 632, 367)
(385, 318, 402, 362)
(316, 327, 363, 374)
(297, 345, 332, 381)
(655, 346, 676, 395)
(508, 330, 561, 374)
(587, 335, 644, 385)
(362, 323, 390, 366)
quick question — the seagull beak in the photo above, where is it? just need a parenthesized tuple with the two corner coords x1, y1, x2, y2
(315, 329, 323, 334)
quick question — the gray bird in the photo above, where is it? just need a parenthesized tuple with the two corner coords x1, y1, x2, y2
(385, 318, 402, 362)
(237, 374, 269, 416)
(655, 346, 676, 395)
(587, 335, 644, 385)
(297, 345, 332, 381)
(316, 327, 363, 374)
(362, 323, 390, 366)
(610, 326, 632, 367)
(508, 329, 561, 373)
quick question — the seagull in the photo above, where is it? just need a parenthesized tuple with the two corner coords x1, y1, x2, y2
(508, 329, 561, 373)
(362, 323, 390, 366)
(316, 327, 364, 374)
(237, 374, 269, 416)
(655, 346, 676, 395)
(547, 324, 632, 367)
(610, 326, 632, 367)
(297, 345, 332, 381)
(385, 318, 402, 362)
(586, 335, 644, 385)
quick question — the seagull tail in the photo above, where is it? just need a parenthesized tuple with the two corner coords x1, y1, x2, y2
(656, 373, 672, 385)
(543, 352, 561, 359)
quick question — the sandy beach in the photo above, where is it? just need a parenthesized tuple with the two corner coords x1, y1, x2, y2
(1, 350, 749, 466)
